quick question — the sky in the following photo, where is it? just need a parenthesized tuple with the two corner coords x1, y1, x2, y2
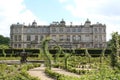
(0, 0, 120, 41)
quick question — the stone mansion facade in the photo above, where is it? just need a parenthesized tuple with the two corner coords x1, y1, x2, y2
(10, 19, 106, 49)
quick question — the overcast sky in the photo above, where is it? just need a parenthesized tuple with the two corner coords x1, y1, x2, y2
(0, 0, 120, 41)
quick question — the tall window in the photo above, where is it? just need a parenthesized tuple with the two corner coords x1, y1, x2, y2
(72, 28, 76, 32)
(52, 27, 56, 32)
(18, 35, 21, 41)
(94, 28, 97, 32)
(86, 43, 90, 48)
(27, 35, 31, 41)
(95, 35, 98, 41)
(66, 28, 70, 32)
(11, 35, 13, 40)
(59, 28, 64, 32)
(35, 35, 38, 41)
(77, 35, 81, 41)
(66, 35, 70, 41)
(104, 28, 105, 32)
(52, 35, 56, 41)
(14, 35, 17, 41)
(77, 28, 81, 32)
(84, 28, 89, 32)
(40, 35, 44, 41)
(85, 34, 89, 41)
(27, 44, 31, 48)
(46, 28, 49, 32)
(72, 35, 76, 41)
(38, 28, 41, 33)
(59, 35, 64, 41)
(99, 35, 102, 41)
(14, 44, 17, 48)
(99, 28, 102, 33)
(18, 44, 21, 48)
(95, 44, 98, 48)
(42, 28, 44, 33)
(85, 34, 89, 37)
(99, 44, 102, 48)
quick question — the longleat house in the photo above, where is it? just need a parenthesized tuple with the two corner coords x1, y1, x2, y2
(10, 19, 106, 49)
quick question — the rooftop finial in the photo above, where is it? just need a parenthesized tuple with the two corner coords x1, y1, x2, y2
(85, 18, 91, 23)
(70, 22, 72, 25)
(32, 20, 37, 27)
(87, 18, 89, 21)
(60, 18, 66, 25)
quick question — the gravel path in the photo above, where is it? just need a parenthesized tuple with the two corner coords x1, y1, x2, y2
(28, 64, 80, 80)
(28, 64, 54, 80)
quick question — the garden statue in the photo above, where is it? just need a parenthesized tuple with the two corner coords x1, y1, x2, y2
(20, 51, 27, 63)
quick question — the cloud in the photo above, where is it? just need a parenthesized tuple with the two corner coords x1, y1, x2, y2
(60, 0, 120, 40)
(0, 0, 46, 37)
(99, 0, 120, 16)
(59, 0, 68, 3)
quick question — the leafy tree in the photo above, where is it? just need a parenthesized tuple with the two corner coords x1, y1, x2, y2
(0, 44, 9, 49)
(0, 35, 10, 46)
(0, 44, 9, 57)
(110, 32, 120, 68)
(107, 39, 112, 48)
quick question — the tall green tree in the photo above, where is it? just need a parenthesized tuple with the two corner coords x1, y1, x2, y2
(110, 32, 120, 68)
(0, 35, 10, 46)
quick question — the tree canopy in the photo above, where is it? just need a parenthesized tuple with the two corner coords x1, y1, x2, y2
(0, 35, 10, 46)
(107, 32, 120, 48)
(108, 32, 120, 68)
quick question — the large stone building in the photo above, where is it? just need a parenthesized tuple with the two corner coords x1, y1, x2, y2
(10, 19, 106, 49)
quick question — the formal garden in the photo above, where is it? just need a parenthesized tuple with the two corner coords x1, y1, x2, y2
(0, 32, 120, 80)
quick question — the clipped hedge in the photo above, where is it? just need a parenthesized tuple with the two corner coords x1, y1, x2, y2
(45, 68, 81, 80)
(75, 48, 111, 57)
(0, 48, 111, 57)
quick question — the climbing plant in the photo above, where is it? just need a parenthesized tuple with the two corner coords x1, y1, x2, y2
(85, 48, 91, 63)
(100, 48, 106, 63)
(53, 45, 62, 64)
(41, 37, 52, 70)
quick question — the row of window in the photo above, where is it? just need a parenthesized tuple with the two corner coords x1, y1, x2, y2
(12, 35, 22, 41)
(94, 28, 105, 33)
(51, 27, 105, 33)
(12, 35, 43, 42)
(12, 43, 105, 48)
(13, 27, 106, 33)
(12, 34, 105, 42)
(13, 44, 40, 48)
(51, 27, 81, 33)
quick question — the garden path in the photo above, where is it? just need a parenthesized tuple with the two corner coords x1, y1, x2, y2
(28, 64, 80, 80)
(28, 64, 54, 80)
